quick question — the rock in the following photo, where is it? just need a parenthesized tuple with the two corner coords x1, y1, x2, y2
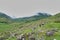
(46, 30, 55, 36)
(46, 28, 58, 36)
(40, 36, 45, 40)
(39, 23, 45, 27)
(28, 34, 35, 40)
(0, 37, 4, 40)
(17, 34, 26, 40)
(29, 37, 35, 40)
(29, 36, 35, 40)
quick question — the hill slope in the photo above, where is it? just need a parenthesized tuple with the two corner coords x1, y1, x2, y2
(0, 12, 12, 24)
(0, 13, 60, 40)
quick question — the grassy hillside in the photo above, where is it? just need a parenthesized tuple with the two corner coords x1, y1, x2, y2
(0, 12, 13, 24)
(0, 13, 60, 40)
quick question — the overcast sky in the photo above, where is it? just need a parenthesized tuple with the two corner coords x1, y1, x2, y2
(0, 0, 60, 18)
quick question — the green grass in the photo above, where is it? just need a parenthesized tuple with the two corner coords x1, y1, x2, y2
(0, 15, 60, 40)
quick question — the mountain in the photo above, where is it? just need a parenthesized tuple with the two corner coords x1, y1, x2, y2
(0, 12, 11, 19)
(14, 13, 51, 22)
(0, 12, 51, 23)
(0, 12, 12, 23)
(0, 12, 60, 40)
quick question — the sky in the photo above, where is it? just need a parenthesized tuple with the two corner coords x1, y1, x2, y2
(0, 0, 60, 18)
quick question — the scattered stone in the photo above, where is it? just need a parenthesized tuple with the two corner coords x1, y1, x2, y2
(46, 30, 55, 36)
(17, 34, 26, 40)
(40, 36, 45, 40)
(39, 23, 45, 27)
(29, 37, 35, 40)
(29, 35, 35, 40)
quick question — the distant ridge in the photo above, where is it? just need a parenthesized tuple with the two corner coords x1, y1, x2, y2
(0, 12, 12, 23)
(0, 12, 11, 19)
(0, 12, 52, 23)
(14, 12, 51, 22)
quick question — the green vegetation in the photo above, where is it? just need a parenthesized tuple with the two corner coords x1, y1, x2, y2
(0, 12, 60, 40)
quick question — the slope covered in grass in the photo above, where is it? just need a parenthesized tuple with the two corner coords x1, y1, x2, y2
(0, 13, 60, 40)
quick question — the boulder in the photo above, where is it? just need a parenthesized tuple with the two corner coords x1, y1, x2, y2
(46, 30, 55, 36)
(17, 34, 26, 40)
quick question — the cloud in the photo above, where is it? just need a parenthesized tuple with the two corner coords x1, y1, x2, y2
(0, 0, 60, 18)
